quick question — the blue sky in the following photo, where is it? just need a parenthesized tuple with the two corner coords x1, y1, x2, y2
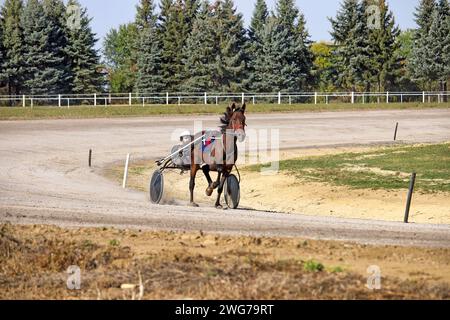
(76, 0, 419, 50)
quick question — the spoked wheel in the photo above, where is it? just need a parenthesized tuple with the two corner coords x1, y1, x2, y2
(224, 174, 240, 209)
(149, 170, 164, 204)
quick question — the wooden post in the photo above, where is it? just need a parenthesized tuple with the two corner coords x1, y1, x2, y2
(314, 92, 318, 105)
(241, 92, 245, 105)
(129, 92, 132, 106)
(204, 92, 207, 105)
(351, 92, 355, 104)
(386, 91, 389, 104)
(278, 92, 281, 105)
(22, 95, 26, 108)
(123, 153, 131, 189)
(422, 91, 425, 104)
(394, 122, 399, 141)
(58, 94, 61, 108)
(404, 173, 416, 223)
(88, 149, 92, 167)
(94, 93, 97, 107)
(166, 92, 169, 105)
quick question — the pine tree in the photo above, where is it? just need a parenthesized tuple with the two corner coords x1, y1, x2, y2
(0, 0, 25, 96)
(159, 0, 199, 91)
(135, 0, 157, 32)
(329, 0, 366, 90)
(245, 0, 268, 91)
(210, 0, 246, 92)
(410, 0, 437, 88)
(135, 1, 165, 94)
(43, 0, 71, 92)
(65, 0, 103, 93)
(366, 0, 402, 92)
(436, 0, 450, 87)
(251, 17, 295, 92)
(180, 2, 216, 92)
(21, 0, 65, 95)
(275, 0, 313, 91)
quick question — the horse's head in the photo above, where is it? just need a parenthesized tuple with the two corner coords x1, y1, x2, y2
(220, 102, 247, 142)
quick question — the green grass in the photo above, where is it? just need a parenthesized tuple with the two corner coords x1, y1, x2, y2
(303, 260, 325, 272)
(250, 143, 450, 193)
(0, 102, 446, 120)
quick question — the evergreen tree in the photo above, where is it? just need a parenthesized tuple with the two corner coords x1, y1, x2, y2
(135, 0, 157, 32)
(159, 0, 199, 91)
(0, 0, 24, 96)
(366, 0, 402, 92)
(43, 0, 71, 92)
(21, 0, 65, 95)
(329, 0, 368, 90)
(65, 0, 103, 93)
(210, 0, 246, 91)
(275, 0, 313, 91)
(180, 2, 216, 92)
(410, 0, 437, 88)
(251, 17, 296, 92)
(245, 0, 269, 91)
(135, 1, 165, 94)
(436, 0, 450, 86)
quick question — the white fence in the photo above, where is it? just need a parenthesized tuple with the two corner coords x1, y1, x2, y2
(0, 91, 449, 108)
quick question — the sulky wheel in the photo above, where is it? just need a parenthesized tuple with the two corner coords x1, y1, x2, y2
(149, 170, 164, 204)
(224, 174, 240, 209)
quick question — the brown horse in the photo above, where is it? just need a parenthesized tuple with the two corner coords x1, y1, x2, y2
(189, 102, 247, 209)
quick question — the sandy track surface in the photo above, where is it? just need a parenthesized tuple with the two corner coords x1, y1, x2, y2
(1, 109, 450, 247)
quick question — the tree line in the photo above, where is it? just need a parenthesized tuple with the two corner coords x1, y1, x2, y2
(0, 0, 449, 98)
(0, 0, 103, 97)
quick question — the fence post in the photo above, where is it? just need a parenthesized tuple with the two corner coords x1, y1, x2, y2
(351, 91, 355, 104)
(314, 92, 318, 105)
(386, 91, 389, 104)
(404, 173, 416, 223)
(67, 98, 70, 109)
(278, 92, 281, 105)
(22, 95, 26, 108)
(58, 94, 61, 108)
(129, 93, 132, 106)
(422, 91, 425, 103)
(252, 96, 255, 105)
(94, 93, 97, 107)
(122, 153, 131, 189)
(401, 94, 403, 103)
(326, 95, 329, 105)
(241, 92, 245, 104)
(31, 98, 34, 109)
(166, 92, 169, 105)
(204, 92, 207, 105)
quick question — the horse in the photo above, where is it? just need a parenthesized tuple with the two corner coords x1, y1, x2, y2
(188, 102, 247, 209)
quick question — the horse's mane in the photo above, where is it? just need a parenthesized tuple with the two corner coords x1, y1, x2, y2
(219, 105, 244, 131)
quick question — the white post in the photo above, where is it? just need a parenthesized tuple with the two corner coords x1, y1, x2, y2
(204, 92, 207, 105)
(252, 96, 255, 105)
(22, 95, 26, 108)
(31, 98, 34, 109)
(67, 99, 70, 109)
(362, 93, 365, 104)
(289, 96, 292, 105)
(215, 96, 218, 105)
(401, 94, 403, 104)
(166, 92, 169, 105)
(241, 92, 245, 105)
(423, 91, 425, 104)
(351, 91, 355, 104)
(278, 92, 281, 105)
(58, 94, 61, 108)
(94, 93, 97, 107)
(129, 93, 132, 106)
(178, 96, 181, 106)
(386, 91, 389, 104)
(122, 153, 130, 189)
(314, 92, 318, 105)
(142, 98, 145, 107)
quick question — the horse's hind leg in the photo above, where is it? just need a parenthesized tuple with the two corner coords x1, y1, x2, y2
(189, 165, 200, 207)
(214, 173, 228, 209)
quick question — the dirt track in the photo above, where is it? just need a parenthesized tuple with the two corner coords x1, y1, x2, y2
(1, 109, 450, 247)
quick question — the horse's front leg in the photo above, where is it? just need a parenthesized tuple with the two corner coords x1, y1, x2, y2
(189, 165, 200, 207)
(215, 174, 228, 209)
